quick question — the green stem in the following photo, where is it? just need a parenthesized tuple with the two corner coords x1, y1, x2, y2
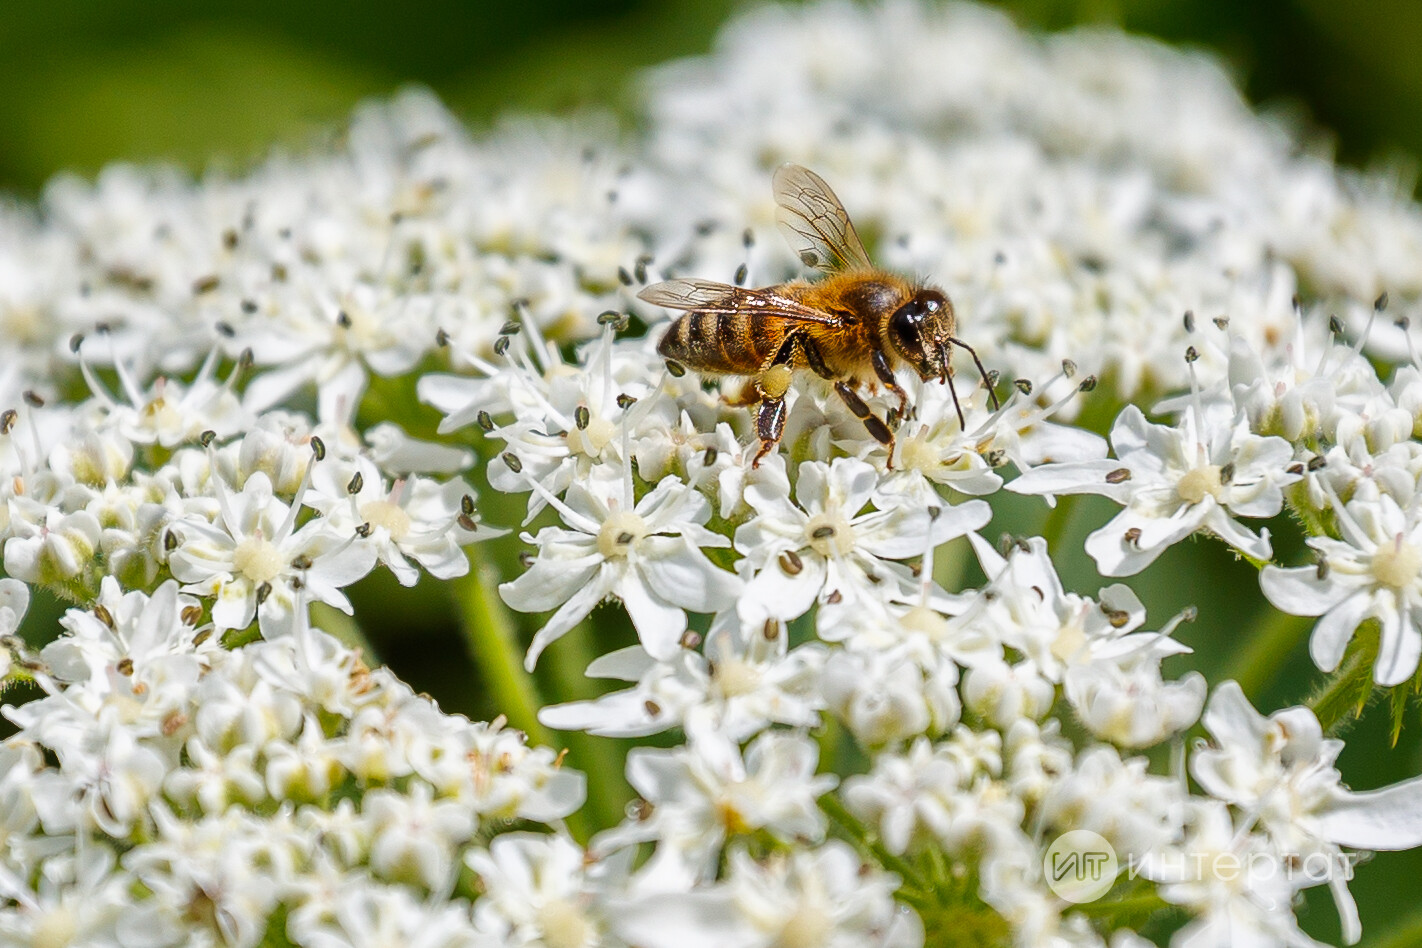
(819, 792, 927, 894)
(310, 601, 378, 657)
(541, 624, 631, 835)
(1039, 494, 1078, 554)
(449, 558, 553, 750)
(1219, 605, 1311, 700)
(1070, 890, 1170, 919)
(1307, 645, 1373, 734)
(814, 714, 845, 780)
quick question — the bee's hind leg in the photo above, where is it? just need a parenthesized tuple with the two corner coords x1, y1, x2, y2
(752, 397, 787, 468)
(834, 382, 895, 468)
(723, 379, 762, 407)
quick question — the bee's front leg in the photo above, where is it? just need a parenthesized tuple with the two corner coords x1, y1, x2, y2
(834, 381, 895, 468)
(871, 349, 909, 420)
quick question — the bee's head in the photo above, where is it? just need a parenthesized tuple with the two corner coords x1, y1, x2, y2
(887, 289, 955, 381)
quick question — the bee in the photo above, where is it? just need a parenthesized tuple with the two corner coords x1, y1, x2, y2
(638, 163, 998, 468)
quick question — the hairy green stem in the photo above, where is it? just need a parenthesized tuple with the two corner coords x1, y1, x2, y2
(1308, 645, 1374, 734)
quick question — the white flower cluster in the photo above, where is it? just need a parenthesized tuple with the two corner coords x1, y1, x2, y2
(0, 580, 584, 945)
(4, 1, 1422, 946)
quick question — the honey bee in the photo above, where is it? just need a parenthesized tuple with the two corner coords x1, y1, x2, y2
(639, 163, 998, 467)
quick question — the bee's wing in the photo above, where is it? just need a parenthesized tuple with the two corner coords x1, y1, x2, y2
(638, 278, 841, 325)
(772, 163, 874, 273)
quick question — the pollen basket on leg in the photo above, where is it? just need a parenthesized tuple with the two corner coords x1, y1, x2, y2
(760, 364, 794, 400)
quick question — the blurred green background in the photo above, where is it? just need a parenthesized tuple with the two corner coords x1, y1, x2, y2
(5, 1, 1422, 944)
(3, 0, 1422, 193)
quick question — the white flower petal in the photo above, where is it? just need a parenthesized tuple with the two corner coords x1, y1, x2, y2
(524, 571, 613, 670)
(1260, 565, 1355, 617)
(1316, 777, 1422, 850)
(1309, 591, 1375, 673)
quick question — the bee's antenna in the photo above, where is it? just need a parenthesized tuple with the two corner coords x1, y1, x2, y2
(948, 337, 1001, 411)
(940, 345, 968, 431)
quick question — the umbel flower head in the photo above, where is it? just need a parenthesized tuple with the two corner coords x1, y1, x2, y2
(5, 2, 1422, 947)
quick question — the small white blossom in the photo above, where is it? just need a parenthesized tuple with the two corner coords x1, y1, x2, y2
(539, 610, 826, 741)
(595, 725, 836, 886)
(501, 467, 741, 669)
(734, 457, 989, 627)
(1192, 682, 1422, 943)
(168, 469, 377, 636)
(1262, 492, 1422, 685)
(1010, 403, 1299, 575)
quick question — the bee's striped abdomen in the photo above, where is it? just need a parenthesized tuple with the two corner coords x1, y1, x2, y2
(658, 311, 782, 375)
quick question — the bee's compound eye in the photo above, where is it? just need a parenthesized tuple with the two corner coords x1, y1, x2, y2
(889, 299, 926, 352)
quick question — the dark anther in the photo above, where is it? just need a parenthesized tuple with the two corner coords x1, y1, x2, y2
(779, 550, 804, 575)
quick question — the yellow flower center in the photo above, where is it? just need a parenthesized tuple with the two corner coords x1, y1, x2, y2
(573, 416, 617, 457)
(712, 656, 761, 698)
(774, 899, 834, 948)
(232, 537, 285, 584)
(900, 604, 948, 641)
(1372, 537, 1422, 589)
(805, 511, 855, 557)
(538, 898, 593, 948)
(1176, 464, 1222, 505)
(359, 499, 412, 541)
(1051, 621, 1088, 664)
(597, 511, 648, 558)
(898, 435, 940, 472)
